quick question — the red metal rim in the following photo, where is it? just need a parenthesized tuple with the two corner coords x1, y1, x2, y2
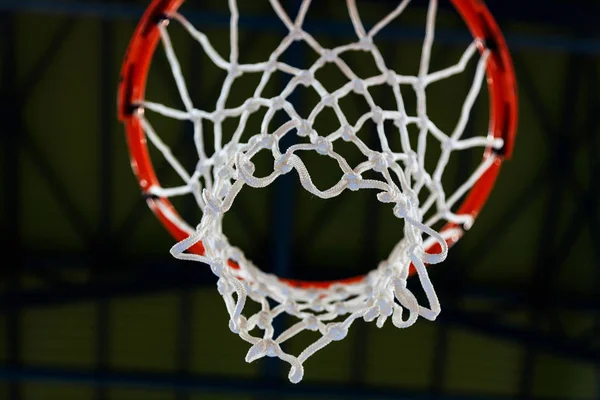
(118, 0, 518, 289)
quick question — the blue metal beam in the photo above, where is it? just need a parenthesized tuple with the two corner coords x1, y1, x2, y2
(6, 250, 600, 313)
(439, 307, 600, 366)
(0, 365, 573, 400)
(1, 268, 599, 366)
(0, 258, 217, 310)
(1, 0, 600, 54)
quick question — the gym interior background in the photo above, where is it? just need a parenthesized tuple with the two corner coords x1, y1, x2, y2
(0, 0, 599, 399)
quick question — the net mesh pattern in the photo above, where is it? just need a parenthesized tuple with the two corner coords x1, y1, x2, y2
(135, 0, 502, 383)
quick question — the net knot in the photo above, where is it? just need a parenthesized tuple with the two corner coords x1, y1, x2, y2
(431, 180, 444, 195)
(256, 311, 272, 330)
(274, 154, 294, 174)
(209, 258, 225, 275)
(369, 151, 393, 172)
(377, 295, 394, 317)
(212, 110, 225, 124)
(271, 96, 286, 110)
(229, 63, 243, 78)
(358, 36, 374, 51)
(309, 298, 325, 312)
(364, 305, 379, 322)
(236, 154, 256, 182)
(228, 247, 243, 263)
(305, 315, 320, 331)
(202, 189, 223, 215)
(393, 201, 408, 219)
(191, 109, 203, 121)
(254, 282, 269, 297)
(385, 70, 397, 86)
(322, 94, 336, 107)
(294, 70, 314, 87)
(352, 79, 366, 94)
(341, 125, 355, 142)
(266, 58, 278, 73)
(382, 264, 394, 278)
(371, 106, 384, 124)
(326, 323, 348, 341)
(314, 137, 332, 155)
(321, 49, 336, 62)
(214, 148, 233, 169)
(394, 277, 408, 290)
(290, 27, 304, 41)
(246, 339, 280, 362)
(213, 236, 228, 252)
(404, 150, 418, 169)
(216, 164, 235, 180)
(297, 120, 313, 137)
(285, 301, 299, 314)
(333, 302, 347, 315)
(188, 180, 201, 195)
(229, 316, 247, 334)
(377, 188, 399, 203)
(251, 133, 276, 149)
(393, 116, 406, 128)
(343, 172, 362, 191)
(217, 277, 233, 295)
(442, 138, 456, 151)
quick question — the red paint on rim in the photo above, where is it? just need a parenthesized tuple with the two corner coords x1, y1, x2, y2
(118, 0, 518, 288)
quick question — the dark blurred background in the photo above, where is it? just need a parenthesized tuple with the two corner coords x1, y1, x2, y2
(0, 0, 599, 399)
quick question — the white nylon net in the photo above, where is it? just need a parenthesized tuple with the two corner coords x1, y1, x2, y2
(136, 0, 502, 383)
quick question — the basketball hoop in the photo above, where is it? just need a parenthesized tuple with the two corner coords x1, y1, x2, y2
(118, 0, 517, 383)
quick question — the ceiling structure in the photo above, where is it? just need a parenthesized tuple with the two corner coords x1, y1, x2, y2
(0, 0, 599, 399)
